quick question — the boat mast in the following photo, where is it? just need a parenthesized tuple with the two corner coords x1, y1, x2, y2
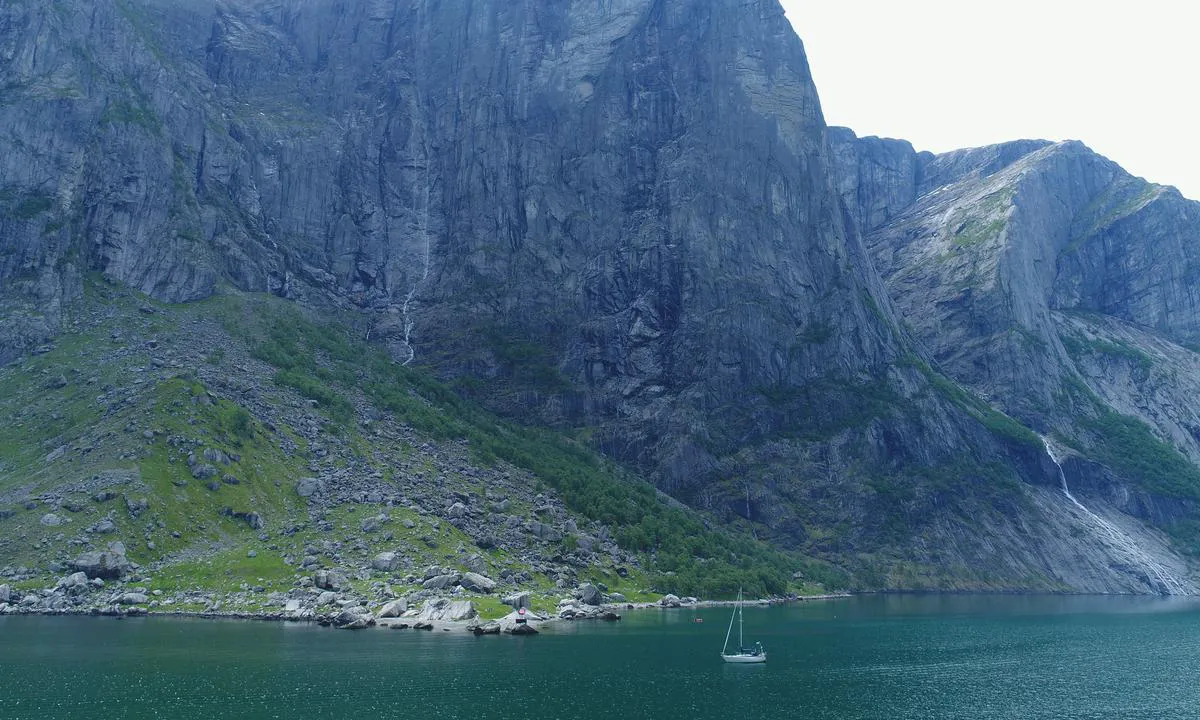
(722, 592, 737, 655)
(738, 588, 744, 649)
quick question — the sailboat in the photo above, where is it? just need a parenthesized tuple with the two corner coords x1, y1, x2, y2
(720, 588, 766, 663)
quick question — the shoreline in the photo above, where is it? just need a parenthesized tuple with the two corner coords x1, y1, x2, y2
(0, 592, 853, 633)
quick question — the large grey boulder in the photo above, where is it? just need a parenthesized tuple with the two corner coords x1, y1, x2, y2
(70, 550, 132, 580)
(313, 569, 347, 590)
(371, 552, 399, 572)
(116, 592, 149, 605)
(335, 607, 373, 630)
(527, 522, 563, 543)
(376, 599, 408, 618)
(55, 572, 90, 595)
(459, 572, 497, 593)
(417, 598, 476, 622)
(422, 573, 461, 591)
(577, 583, 602, 606)
(295, 477, 323, 498)
(40, 513, 62, 527)
(0, 584, 11, 603)
(503, 592, 531, 610)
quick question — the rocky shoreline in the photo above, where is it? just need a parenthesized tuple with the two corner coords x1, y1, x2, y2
(0, 574, 849, 635)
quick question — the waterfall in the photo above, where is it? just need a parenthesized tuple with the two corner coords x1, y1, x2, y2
(1043, 437, 1187, 595)
(399, 2, 434, 367)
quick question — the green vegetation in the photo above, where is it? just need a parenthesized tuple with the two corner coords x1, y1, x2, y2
(474, 324, 573, 394)
(1064, 408, 1200, 502)
(150, 547, 294, 594)
(1061, 333, 1153, 376)
(907, 355, 1041, 448)
(952, 216, 1006, 248)
(757, 375, 902, 443)
(216, 294, 811, 598)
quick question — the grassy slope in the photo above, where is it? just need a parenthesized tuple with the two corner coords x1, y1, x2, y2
(0, 278, 835, 615)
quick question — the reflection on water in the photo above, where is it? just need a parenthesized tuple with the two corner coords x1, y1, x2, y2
(3, 595, 1200, 719)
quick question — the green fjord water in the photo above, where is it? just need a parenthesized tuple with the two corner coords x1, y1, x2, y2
(3, 595, 1200, 719)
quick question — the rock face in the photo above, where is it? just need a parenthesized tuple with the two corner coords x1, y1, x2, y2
(4, 0, 1200, 594)
(833, 128, 1200, 593)
(0, 0, 928, 487)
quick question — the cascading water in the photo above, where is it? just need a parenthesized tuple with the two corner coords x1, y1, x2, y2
(1043, 437, 1187, 595)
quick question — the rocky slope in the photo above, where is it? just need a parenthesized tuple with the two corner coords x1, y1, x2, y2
(834, 128, 1200, 586)
(3, 0, 1200, 596)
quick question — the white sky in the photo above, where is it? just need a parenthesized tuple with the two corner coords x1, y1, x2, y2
(780, 0, 1200, 200)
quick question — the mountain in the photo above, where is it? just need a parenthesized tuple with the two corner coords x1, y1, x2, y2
(2, 0, 1200, 607)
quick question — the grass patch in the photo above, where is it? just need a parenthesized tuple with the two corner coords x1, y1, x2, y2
(151, 547, 294, 593)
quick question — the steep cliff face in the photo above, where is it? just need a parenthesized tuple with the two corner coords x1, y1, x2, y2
(5, 0, 1200, 593)
(0, 0, 935, 481)
(835, 128, 1200, 570)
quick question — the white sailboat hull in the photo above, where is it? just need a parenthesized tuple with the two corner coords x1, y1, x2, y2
(721, 652, 767, 664)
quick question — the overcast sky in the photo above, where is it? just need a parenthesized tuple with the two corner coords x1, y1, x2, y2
(780, 1, 1200, 200)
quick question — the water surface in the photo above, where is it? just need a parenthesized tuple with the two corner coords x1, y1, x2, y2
(3, 595, 1200, 719)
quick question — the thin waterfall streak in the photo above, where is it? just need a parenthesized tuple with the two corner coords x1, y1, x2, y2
(1043, 437, 1186, 595)
(400, 11, 433, 367)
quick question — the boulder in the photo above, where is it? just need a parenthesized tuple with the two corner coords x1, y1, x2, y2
(314, 569, 347, 590)
(577, 583, 602, 606)
(659, 594, 681, 608)
(446, 502, 467, 519)
(422, 573, 461, 590)
(469, 621, 502, 635)
(417, 598, 476, 622)
(335, 608, 373, 630)
(296, 477, 323, 498)
(509, 623, 538, 635)
(608, 592, 627, 603)
(93, 519, 117, 534)
(284, 599, 302, 613)
(40, 513, 63, 527)
(527, 521, 563, 542)
(70, 550, 132, 580)
(316, 591, 339, 606)
(0, 584, 11, 603)
(460, 572, 497, 593)
(191, 464, 219, 480)
(376, 599, 408, 618)
(116, 592, 149, 605)
(202, 448, 231, 465)
(503, 592, 531, 610)
(371, 552, 399, 572)
(55, 572, 90, 595)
